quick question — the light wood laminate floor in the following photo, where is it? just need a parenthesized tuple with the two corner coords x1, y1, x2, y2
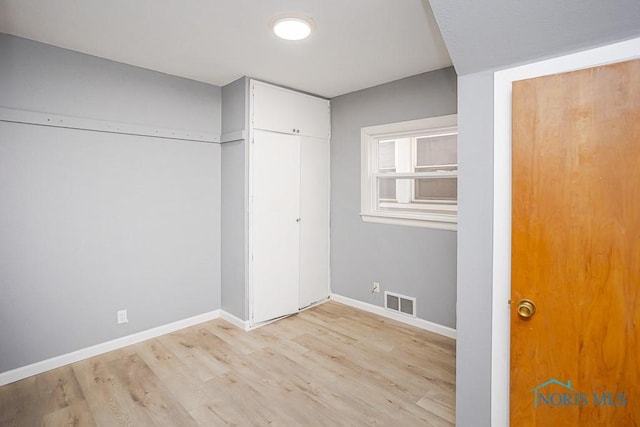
(0, 302, 455, 426)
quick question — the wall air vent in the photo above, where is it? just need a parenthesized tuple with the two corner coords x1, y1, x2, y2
(384, 291, 416, 317)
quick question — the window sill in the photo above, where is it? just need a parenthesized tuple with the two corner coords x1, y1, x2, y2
(360, 212, 457, 231)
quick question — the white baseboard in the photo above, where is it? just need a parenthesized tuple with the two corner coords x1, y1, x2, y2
(330, 293, 456, 339)
(220, 310, 251, 331)
(0, 298, 454, 387)
(0, 309, 221, 387)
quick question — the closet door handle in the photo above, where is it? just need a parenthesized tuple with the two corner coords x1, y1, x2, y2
(296, 218, 301, 222)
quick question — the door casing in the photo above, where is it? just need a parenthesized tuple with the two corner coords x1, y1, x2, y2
(490, 37, 640, 427)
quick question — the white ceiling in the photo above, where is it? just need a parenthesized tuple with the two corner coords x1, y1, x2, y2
(0, 0, 452, 98)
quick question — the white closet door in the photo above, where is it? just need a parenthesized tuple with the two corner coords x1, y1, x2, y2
(251, 130, 301, 323)
(298, 136, 330, 309)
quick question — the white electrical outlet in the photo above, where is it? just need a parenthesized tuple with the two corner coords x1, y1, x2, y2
(117, 309, 128, 324)
(372, 282, 381, 293)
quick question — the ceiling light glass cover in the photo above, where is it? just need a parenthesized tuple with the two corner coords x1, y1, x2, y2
(273, 17, 313, 41)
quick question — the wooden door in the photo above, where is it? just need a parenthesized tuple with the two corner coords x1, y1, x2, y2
(251, 129, 300, 324)
(298, 135, 330, 309)
(510, 59, 640, 425)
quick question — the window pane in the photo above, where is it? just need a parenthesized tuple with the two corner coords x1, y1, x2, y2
(377, 177, 457, 215)
(379, 179, 396, 200)
(378, 140, 395, 171)
(415, 177, 457, 201)
(416, 134, 457, 169)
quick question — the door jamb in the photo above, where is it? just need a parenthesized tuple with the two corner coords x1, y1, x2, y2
(491, 37, 640, 427)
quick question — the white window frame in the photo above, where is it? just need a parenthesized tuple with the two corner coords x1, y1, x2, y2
(360, 114, 458, 231)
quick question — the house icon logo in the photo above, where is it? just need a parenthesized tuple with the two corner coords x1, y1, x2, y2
(530, 379, 575, 409)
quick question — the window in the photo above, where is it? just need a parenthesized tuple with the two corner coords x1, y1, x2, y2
(361, 115, 457, 230)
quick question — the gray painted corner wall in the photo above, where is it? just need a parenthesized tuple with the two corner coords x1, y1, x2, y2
(221, 77, 248, 136)
(0, 34, 221, 133)
(0, 35, 222, 373)
(330, 68, 457, 329)
(455, 71, 495, 427)
(220, 77, 249, 320)
(429, 0, 640, 75)
(221, 139, 247, 320)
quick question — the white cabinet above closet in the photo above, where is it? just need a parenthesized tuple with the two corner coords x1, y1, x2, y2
(251, 80, 330, 139)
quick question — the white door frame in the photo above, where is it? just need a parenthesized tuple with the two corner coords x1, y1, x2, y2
(491, 36, 640, 427)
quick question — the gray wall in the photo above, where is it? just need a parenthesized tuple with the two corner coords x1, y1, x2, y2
(330, 68, 457, 329)
(0, 35, 220, 131)
(0, 35, 222, 373)
(221, 77, 248, 136)
(220, 139, 246, 320)
(429, 0, 640, 75)
(455, 71, 495, 426)
(220, 77, 249, 320)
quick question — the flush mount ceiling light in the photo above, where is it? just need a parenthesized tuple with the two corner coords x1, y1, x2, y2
(272, 16, 313, 41)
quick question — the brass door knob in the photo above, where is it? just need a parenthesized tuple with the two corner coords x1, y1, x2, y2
(517, 299, 536, 319)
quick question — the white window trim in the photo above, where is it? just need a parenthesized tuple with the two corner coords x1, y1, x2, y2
(361, 114, 458, 231)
